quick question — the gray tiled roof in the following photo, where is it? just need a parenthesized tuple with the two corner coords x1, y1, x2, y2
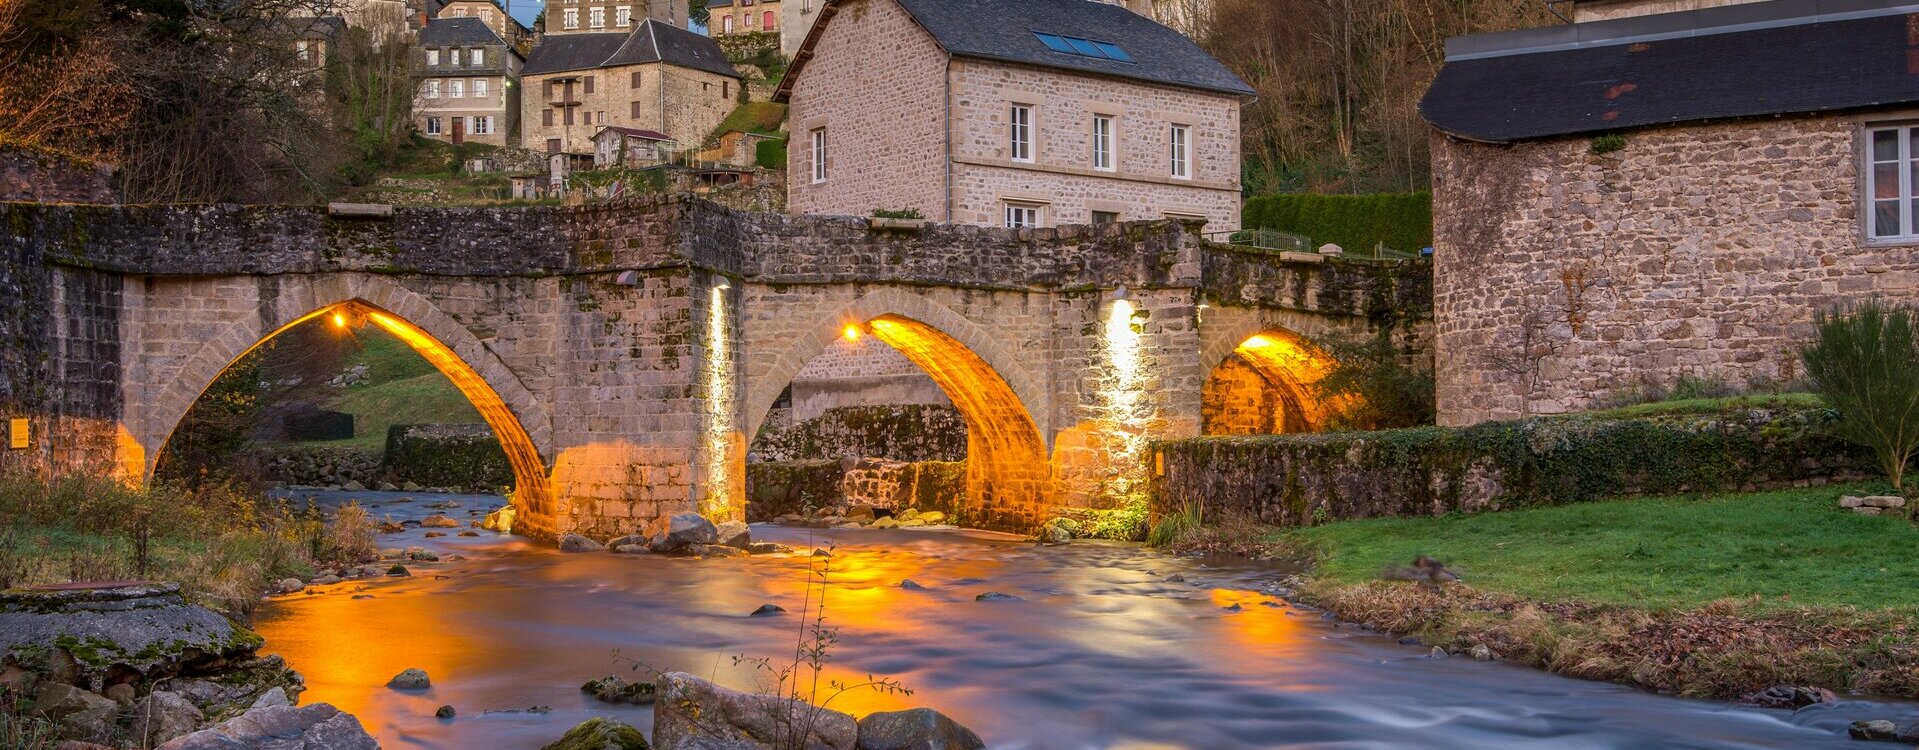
(893, 0, 1251, 96)
(524, 19, 741, 77)
(419, 16, 508, 46)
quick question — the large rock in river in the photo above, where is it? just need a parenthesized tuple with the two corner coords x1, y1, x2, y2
(543, 717, 651, 749)
(157, 703, 377, 750)
(855, 708, 985, 750)
(647, 513, 718, 554)
(653, 671, 856, 750)
(0, 583, 272, 690)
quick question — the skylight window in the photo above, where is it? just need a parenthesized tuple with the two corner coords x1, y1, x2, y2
(1033, 32, 1133, 63)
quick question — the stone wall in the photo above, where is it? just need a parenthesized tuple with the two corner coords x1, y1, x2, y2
(1431, 115, 1882, 425)
(0, 148, 115, 204)
(748, 404, 965, 462)
(1154, 405, 1871, 526)
(744, 458, 967, 521)
(786, 336, 947, 420)
(381, 423, 513, 490)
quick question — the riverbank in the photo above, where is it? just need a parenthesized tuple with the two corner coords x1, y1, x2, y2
(1177, 484, 1919, 702)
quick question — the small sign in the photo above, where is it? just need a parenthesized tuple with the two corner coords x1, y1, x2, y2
(8, 418, 26, 449)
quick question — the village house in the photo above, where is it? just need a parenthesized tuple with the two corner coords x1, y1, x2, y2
(776, 0, 1251, 230)
(542, 0, 691, 33)
(520, 19, 741, 155)
(593, 125, 676, 167)
(1423, 0, 1919, 425)
(707, 0, 780, 36)
(435, 0, 531, 46)
(415, 17, 524, 146)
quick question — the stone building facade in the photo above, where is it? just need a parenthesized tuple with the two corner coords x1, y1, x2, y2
(1423, 0, 1919, 425)
(415, 17, 524, 147)
(521, 20, 741, 154)
(542, 0, 690, 33)
(436, 0, 529, 45)
(778, 0, 1250, 231)
(707, 0, 780, 36)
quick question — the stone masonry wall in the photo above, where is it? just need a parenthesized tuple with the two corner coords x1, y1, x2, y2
(0, 149, 115, 204)
(748, 403, 966, 462)
(523, 61, 737, 153)
(784, 0, 949, 220)
(1432, 115, 1874, 425)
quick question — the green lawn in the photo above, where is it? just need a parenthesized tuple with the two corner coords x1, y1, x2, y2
(1295, 485, 1919, 612)
(1579, 392, 1822, 420)
(269, 327, 482, 449)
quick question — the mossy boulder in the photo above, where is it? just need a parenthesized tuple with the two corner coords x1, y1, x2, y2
(0, 583, 270, 690)
(543, 717, 650, 750)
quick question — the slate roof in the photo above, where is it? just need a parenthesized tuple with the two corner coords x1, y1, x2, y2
(523, 19, 742, 77)
(1421, 2, 1919, 142)
(599, 125, 674, 140)
(419, 16, 508, 46)
(777, 0, 1253, 100)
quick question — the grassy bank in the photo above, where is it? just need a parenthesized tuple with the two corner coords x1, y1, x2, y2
(0, 474, 370, 615)
(278, 327, 482, 449)
(1184, 485, 1919, 699)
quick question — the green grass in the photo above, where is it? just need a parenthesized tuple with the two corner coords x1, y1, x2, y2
(711, 102, 788, 139)
(1294, 485, 1919, 612)
(270, 327, 481, 449)
(1580, 392, 1823, 420)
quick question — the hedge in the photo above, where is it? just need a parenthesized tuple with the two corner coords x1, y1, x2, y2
(754, 138, 786, 170)
(1153, 404, 1871, 527)
(1239, 192, 1433, 253)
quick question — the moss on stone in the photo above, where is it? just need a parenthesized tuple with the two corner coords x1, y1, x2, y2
(542, 717, 650, 750)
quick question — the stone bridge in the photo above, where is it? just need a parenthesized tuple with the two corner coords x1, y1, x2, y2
(0, 196, 1429, 538)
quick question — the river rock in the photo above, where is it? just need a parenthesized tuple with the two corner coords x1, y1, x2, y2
(652, 671, 856, 750)
(917, 511, 947, 524)
(251, 687, 292, 710)
(1850, 719, 1919, 743)
(158, 703, 377, 750)
(647, 513, 718, 554)
(870, 517, 900, 530)
(129, 690, 205, 746)
(342, 481, 366, 492)
(581, 675, 657, 705)
(387, 668, 431, 689)
(0, 583, 270, 690)
(748, 542, 794, 555)
(272, 578, 305, 595)
(900, 580, 925, 590)
(896, 519, 926, 528)
(560, 534, 606, 553)
(614, 544, 651, 554)
(607, 535, 647, 549)
(845, 506, 876, 521)
(855, 707, 985, 750)
(716, 520, 751, 548)
(975, 592, 1022, 602)
(1744, 684, 1836, 708)
(421, 514, 460, 528)
(406, 547, 440, 561)
(1469, 644, 1493, 661)
(750, 604, 786, 616)
(31, 682, 119, 741)
(690, 544, 748, 558)
(543, 717, 650, 749)
(481, 506, 517, 533)
(436, 705, 456, 719)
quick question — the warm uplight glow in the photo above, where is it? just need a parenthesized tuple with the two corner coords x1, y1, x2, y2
(1098, 297, 1153, 499)
(331, 312, 347, 328)
(1201, 328, 1343, 435)
(843, 324, 861, 342)
(702, 285, 739, 519)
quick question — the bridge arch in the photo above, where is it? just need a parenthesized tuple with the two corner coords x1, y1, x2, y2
(1200, 324, 1343, 435)
(741, 290, 1053, 527)
(143, 276, 556, 534)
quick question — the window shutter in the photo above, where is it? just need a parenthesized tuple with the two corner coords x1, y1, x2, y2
(565, 107, 574, 125)
(631, 100, 641, 118)
(584, 76, 595, 94)
(632, 71, 642, 88)
(544, 108, 554, 126)
(545, 80, 554, 100)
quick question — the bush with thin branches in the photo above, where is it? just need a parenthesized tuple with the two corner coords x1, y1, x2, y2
(1801, 301, 1919, 493)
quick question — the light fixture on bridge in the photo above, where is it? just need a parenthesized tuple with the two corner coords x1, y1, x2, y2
(616, 270, 641, 286)
(1111, 284, 1130, 301)
(714, 281, 732, 291)
(331, 312, 347, 329)
(843, 324, 861, 342)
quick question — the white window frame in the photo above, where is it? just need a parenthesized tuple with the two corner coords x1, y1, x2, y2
(472, 78, 487, 97)
(469, 48, 482, 65)
(1169, 124, 1191, 179)
(616, 5, 631, 25)
(1004, 202, 1042, 229)
(590, 7, 604, 27)
(296, 40, 310, 61)
(1868, 124, 1919, 241)
(1009, 104, 1033, 163)
(810, 128, 828, 183)
(448, 79, 464, 98)
(563, 8, 579, 28)
(425, 116, 442, 135)
(426, 48, 439, 65)
(471, 115, 493, 135)
(424, 79, 441, 98)
(1092, 114, 1115, 172)
(723, 14, 733, 33)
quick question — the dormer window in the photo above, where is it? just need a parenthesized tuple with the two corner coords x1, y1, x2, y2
(427, 48, 439, 65)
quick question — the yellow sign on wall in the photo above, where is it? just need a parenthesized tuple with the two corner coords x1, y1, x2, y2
(8, 418, 27, 449)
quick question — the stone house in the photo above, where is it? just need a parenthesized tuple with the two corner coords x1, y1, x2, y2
(415, 17, 524, 146)
(1423, 0, 1919, 425)
(435, 0, 531, 46)
(542, 0, 690, 34)
(593, 125, 676, 167)
(521, 19, 742, 155)
(697, 128, 778, 168)
(707, 0, 780, 36)
(776, 0, 1251, 230)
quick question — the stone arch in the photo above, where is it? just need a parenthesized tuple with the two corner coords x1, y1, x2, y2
(741, 290, 1054, 527)
(1200, 322, 1348, 435)
(144, 275, 557, 534)
(1198, 308, 1362, 382)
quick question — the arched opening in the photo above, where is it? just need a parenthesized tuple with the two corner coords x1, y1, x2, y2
(153, 299, 553, 528)
(744, 312, 1051, 531)
(1201, 329, 1342, 435)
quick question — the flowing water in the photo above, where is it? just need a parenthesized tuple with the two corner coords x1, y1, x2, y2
(257, 491, 1919, 749)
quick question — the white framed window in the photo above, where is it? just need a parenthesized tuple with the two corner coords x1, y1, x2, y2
(1004, 203, 1042, 229)
(1868, 125, 1919, 240)
(563, 8, 579, 28)
(1091, 210, 1119, 224)
(425, 116, 442, 135)
(616, 5, 631, 25)
(296, 40, 310, 61)
(590, 7, 604, 27)
(722, 14, 733, 33)
(1092, 114, 1114, 171)
(1169, 124, 1191, 179)
(472, 78, 487, 97)
(471, 48, 484, 65)
(424, 79, 440, 98)
(810, 128, 827, 183)
(426, 48, 439, 65)
(449, 79, 464, 97)
(1009, 104, 1033, 163)
(471, 115, 493, 135)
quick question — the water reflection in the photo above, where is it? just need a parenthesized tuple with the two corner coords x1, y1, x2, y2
(256, 491, 1918, 749)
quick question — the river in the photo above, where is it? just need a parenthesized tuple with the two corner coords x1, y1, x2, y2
(255, 490, 1917, 749)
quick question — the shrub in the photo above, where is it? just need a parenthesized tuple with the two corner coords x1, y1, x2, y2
(323, 502, 377, 563)
(871, 208, 923, 219)
(1590, 133, 1628, 155)
(1801, 301, 1919, 491)
(1312, 329, 1436, 429)
(754, 137, 786, 170)
(1239, 192, 1432, 252)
